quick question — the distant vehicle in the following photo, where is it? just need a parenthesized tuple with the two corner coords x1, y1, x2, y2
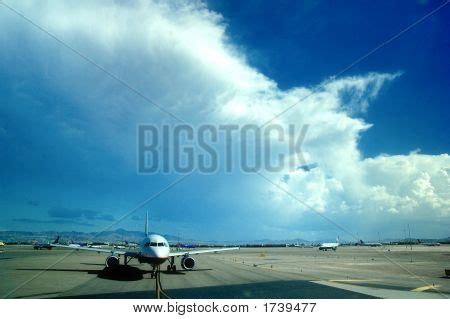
(33, 243, 52, 250)
(319, 237, 340, 251)
(176, 243, 197, 249)
(357, 240, 382, 247)
(125, 241, 138, 248)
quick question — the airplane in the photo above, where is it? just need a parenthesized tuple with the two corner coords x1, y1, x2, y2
(33, 242, 53, 250)
(62, 240, 89, 248)
(51, 212, 239, 277)
(422, 242, 441, 246)
(297, 162, 318, 172)
(418, 239, 441, 247)
(88, 244, 104, 249)
(291, 242, 313, 248)
(319, 237, 340, 251)
(357, 240, 382, 247)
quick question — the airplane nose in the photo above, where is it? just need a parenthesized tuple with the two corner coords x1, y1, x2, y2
(154, 248, 169, 258)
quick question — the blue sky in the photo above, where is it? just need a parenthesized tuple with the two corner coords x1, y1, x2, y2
(207, 0, 450, 157)
(0, 1, 449, 241)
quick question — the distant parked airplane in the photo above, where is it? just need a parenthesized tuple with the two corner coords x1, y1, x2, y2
(419, 240, 441, 246)
(33, 242, 52, 250)
(357, 240, 382, 247)
(319, 237, 340, 251)
(51, 213, 239, 277)
(88, 244, 104, 249)
(422, 243, 441, 246)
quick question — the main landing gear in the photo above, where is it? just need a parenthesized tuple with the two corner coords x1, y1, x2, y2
(166, 256, 177, 272)
(123, 255, 133, 266)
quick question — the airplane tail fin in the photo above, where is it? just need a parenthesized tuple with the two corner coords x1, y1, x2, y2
(53, 236, 60, 244)
(145, 211, 149, 237)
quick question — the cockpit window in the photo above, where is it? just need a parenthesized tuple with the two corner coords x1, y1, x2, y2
(145, 241, 167, 247)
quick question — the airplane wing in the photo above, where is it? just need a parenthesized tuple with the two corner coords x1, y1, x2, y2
(50, 236, 140, 257)
(51, 243, 129, 255)
(169, 247, 239, 257)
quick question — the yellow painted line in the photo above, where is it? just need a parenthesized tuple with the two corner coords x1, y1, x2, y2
(411, 285, 441, 292)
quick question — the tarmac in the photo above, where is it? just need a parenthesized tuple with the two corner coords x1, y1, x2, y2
(1, 245, 449, 299)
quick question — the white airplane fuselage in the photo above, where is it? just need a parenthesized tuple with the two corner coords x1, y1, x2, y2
(138, 234, 170, 265)
(319, 243, 339, 251)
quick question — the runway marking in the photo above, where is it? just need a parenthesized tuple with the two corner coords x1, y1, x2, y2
(329, 279, 379, 283)
(313, 280, 447, 299)
(411, 284, 441, 292)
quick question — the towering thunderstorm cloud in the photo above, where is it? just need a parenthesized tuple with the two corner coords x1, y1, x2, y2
(0, 0, 448, 240)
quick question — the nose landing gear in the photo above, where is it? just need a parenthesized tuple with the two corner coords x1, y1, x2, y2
(166, 256, 177, 272)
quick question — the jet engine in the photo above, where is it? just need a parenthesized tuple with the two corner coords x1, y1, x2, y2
(181, 256, 195, 270)
(105, 255, 120, 268)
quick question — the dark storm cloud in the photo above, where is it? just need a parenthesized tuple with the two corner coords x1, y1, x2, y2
(13, 218, 94, 227)
(26, 200, 40, 206)
(131, 214, 162, 222)
(48, 207, 115, 221)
